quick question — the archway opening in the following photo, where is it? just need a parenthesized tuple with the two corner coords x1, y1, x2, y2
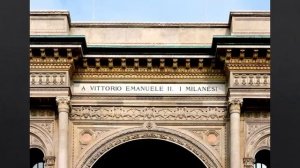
(30, 148, 45, 168)
(92, 139, 207, 168)
(254, 149, 270, 168)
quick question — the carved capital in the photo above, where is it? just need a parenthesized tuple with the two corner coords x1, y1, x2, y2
(228, 98, 243, 113)
(56, 96, 70, 113)
(243, 157, 255, 168)
(44, 156, 55, 166)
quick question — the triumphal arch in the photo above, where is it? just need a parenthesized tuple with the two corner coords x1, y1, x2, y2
(29, 11, 270, 168)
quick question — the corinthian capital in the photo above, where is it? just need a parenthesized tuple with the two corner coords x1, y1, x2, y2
(56, 96, 70, 112)
(44, 156, 55, 166)
(243, 157, 255, 168)
(228, 98, 243, 113)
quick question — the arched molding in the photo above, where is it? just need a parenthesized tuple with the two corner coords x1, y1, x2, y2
(75, 126, 223, 168)
(245, 125, 270, 158)
(30, 124, 54, 156)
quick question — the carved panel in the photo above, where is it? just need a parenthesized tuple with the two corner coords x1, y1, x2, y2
(230, 73, 270, 88)
(30, 72, 69, 87)
(70, 106, 226, 121)
(189, 129, 223, 155)
(246, 122, 269, 139)
(245, 125, 270, 158)
(31, 121, 55, 138)
(30, 109, 55, 119)
(73, 126, 113, 161)
(30, 135, 46, 150)
(243, 111, 270, 119)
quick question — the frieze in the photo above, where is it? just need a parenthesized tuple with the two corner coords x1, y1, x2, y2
(71, 96, 227, 101)
(30, 109, 55, 118)
(230, 73, 270, 88)
(70, 106, 227, 121)
(30, 72, 68, 87)
(243, 111, 270, 119)
(30, 64, 72, 70)
(73, 72, 225, 80)
(30, 57, 74, 64)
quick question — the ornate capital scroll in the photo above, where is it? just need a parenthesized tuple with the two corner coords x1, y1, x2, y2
(243, 157, 255, 168)
(228, 98, 243, 114)
(56, 96, 70, 113)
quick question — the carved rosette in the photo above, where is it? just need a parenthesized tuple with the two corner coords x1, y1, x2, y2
(243, 158, 255, 168)
(190, 129, 222, 155)
(56, 96, 70, 112)
(228, 98, 243, 113)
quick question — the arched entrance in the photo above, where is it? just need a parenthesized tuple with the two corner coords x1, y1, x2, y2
(30, 148, 45, 168)
(92, 139, 207, 168)
(254, 150, 270, 168)
(75, 127, 222, 168)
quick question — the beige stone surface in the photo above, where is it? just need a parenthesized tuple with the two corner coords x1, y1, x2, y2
(70, 26, 228, 45)
(29, 10, 270, 168)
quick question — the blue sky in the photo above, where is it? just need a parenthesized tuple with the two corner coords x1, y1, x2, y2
(30, 0, 270, 22)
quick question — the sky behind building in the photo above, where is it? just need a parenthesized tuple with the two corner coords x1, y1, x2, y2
(30, 0, 270, 22)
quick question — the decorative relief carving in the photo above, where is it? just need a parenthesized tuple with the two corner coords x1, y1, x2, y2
(228, 98, 243, 113)
(44, 156, 55, 166)
(70, 106, 226, 121)
(30, 72, 68, 87)
(75, 129, 222, 168)
(143, 121, 157, 130)
(76, 128, 110, 153)
(257, 136, 270, 147)
(31, 122, 54, 137)
(246, 123, 269, 138)
(56, 96, 70, 112)
(72, 72, 225, 80)
(30, 109, 55, 118)
(30, 63, 72, 70)
(231, 73, 270, 88)
(30, 124, 55, 156)
(245, 126, 270, 158)
(243, 112, 270, 119)
(30, 135, 45, 149)
(190, 129, 222, 154)
(243, 158, 255, 168)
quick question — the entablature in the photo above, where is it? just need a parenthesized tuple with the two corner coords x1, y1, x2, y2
(70, 96, 227, 107)
(30, 88, 70, 97)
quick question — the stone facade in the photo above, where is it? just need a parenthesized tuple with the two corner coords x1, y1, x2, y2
(30, 11, 270, 168)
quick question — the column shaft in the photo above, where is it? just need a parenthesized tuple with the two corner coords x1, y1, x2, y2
(229, 98, 243, 168)
(230, 112, 240, 168)
(56, 97, 70, 168)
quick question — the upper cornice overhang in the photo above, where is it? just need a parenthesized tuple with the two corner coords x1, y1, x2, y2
(30, 35, 270, 56)
(228, 11, 270, 25)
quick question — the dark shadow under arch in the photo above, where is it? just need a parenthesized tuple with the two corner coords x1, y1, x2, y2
(30, 148, 44, 168)
(255, 149, 270, 168)
(92, 139, 207, 168)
